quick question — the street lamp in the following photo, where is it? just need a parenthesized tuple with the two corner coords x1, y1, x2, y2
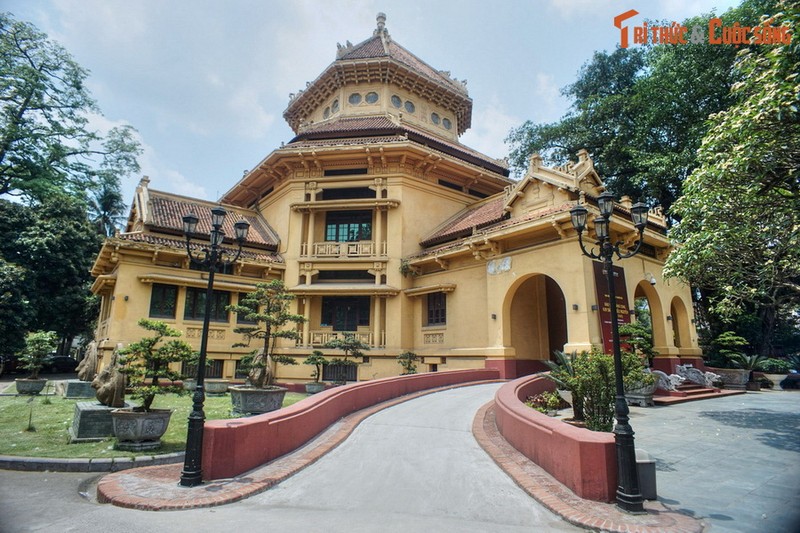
(179, 206, 249, 487)
(569, 193, 649, 513)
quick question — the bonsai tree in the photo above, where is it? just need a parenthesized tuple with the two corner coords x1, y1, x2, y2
(397, 351, 419, 375)
(19, 330, 58, 379)
(118, 319, 196, 412)
(619, 321, 658, 367)
(707, 331, 749, 368)
(227, 280, 305, 388)
(323, 334, 369, 384)
(303, 350, 328, 383)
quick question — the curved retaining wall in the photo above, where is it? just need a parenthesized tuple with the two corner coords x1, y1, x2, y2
(493, 374, 616, 501)
(202, 369, 500, 480)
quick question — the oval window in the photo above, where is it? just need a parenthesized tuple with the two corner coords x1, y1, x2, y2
(365, 91, 379, 104)
(323, 107, 330, 119)
(431, 113, 440, 125)
(391, 95, 402, 108)
(331, 99, 340, 113)
(442, 118, 452, 130)
(348, 93, 362, 105)
(404, 100, 415, 113)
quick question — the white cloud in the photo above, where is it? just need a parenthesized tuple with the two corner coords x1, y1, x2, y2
(531, 73, 567, 124)
(460, 96, 521, 161)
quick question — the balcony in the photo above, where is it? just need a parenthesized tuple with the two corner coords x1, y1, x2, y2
(301, 330, 385, 348)
(301, 241, 387, 259)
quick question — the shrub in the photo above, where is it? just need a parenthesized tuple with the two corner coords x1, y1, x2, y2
(19, 331, 58, 379)
(524, 391, 563, 414)
(761, 358, 792, 374)
(397, 351, 419, 375)
(573, 350, 616, 432)
(544, 351, 584, 421)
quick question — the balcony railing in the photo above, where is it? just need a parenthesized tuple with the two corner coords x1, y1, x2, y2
(307, 331, 374, 347)
(301, 241, 387, 258)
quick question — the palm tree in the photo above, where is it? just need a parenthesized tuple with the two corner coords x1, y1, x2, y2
(88, 177, 126, 237)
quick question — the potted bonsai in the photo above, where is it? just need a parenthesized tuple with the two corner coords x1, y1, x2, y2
(760, 358, 792, 389)
(619, 322, 658, 406)
(227, 280, 305, 415)
(622, 351, 658, 407)
(111, 319, 195, 450)
(323, 334, 369, 385)
(303, 350, 328, 394)
(706, 332, 754, 390)
(15, 331, 58, 395)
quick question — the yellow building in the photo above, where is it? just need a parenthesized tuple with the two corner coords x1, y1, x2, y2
(91, 14, 701, 382)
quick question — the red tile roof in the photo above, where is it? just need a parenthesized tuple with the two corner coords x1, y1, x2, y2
(147, 191, 279, 250)
(339, 35, 467, 95)
(116, 232, 283, 263)
(420, 196, 507, 247)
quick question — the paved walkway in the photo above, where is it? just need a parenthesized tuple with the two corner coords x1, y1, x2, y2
(1, 381, 798, 532)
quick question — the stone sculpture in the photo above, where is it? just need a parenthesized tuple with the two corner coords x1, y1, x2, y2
(76, 340, 98, 382)
(92, 343, 126, 408)
(676, 364, 721, 388)
(652, 369, 685, 391)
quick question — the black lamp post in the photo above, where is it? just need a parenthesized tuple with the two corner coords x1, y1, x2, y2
(179, 206, 249, 488)
(569, 192, 649, 513)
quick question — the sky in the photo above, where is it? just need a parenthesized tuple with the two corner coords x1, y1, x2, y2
(5, 0, 741, 207)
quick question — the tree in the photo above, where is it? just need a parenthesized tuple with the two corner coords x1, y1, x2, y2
(0, 260, 33, 356)
(506, 0, 781, 216)
(88, 175, 127, 237)
(665, 2, 800, 355)
(506, 48, 645, 200)
(118, 319, 196, 411)
(19, 330, 58, 380)
(0, 196, 100, 353)
(0, 13, 141, 202)
(227, 280, 305, 388)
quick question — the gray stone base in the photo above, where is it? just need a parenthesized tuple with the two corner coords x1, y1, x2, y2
(70, 401, 129, 443)
(55, 380, 95, 398)
(114, 439, 163, 452)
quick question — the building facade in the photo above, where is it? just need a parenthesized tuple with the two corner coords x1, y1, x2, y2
(90, 14, 701, 382)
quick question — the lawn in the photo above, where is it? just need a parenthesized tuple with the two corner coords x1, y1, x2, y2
(0, 381, 307, 459)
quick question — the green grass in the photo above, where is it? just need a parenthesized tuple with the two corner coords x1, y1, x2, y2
(0, 382, 307, 458)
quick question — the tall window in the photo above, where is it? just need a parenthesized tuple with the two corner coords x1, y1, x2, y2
(321, 296, 370, 331)
(149, 284, 178, 318)
(325, 211, 372, 242)
(426, 292, 446, 326)
(184, 287, 230, 322)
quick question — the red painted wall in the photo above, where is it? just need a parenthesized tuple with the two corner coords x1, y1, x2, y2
(202, 369, 500, 480)
(493, 374, 617, 501)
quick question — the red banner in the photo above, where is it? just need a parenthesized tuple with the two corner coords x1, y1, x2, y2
(593, 262, 632, 354)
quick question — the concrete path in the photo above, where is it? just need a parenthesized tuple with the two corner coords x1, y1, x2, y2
(0, 383, 580, 532)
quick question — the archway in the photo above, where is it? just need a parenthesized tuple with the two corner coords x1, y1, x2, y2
(670, 297, 691, 350)
(506, 274, 567, 374)
(633, 281, 667, 351)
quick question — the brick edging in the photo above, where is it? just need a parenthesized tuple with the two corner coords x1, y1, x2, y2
(97, 379, 505, 511)
(472, 401, 706, 533)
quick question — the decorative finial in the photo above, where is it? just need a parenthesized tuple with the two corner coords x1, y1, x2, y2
(375, 12, 387, 35)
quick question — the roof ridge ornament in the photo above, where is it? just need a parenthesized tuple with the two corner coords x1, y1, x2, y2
(375, 12, 387, 36)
